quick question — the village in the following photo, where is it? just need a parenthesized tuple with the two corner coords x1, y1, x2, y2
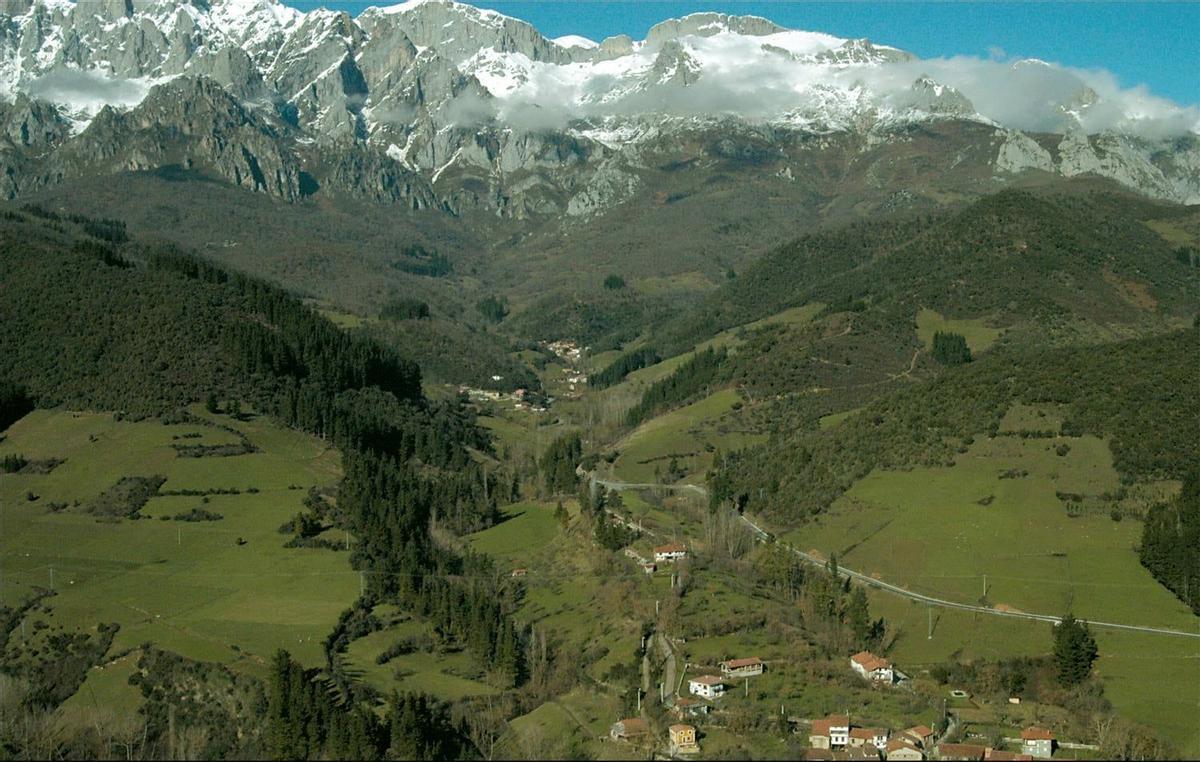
(598, 542, 1079, 761)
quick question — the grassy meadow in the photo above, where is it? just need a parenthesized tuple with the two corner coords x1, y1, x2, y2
(774, 408, 1199, 752)
(916, 307, 1004, 354)
(0, 408, 354, 680)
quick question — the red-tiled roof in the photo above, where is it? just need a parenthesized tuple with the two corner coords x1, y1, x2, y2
(654, 543, 687, 554)
(690, 674, 724, 686)
(848, 728, 880, 740)
(887, 738, 919, 752)
(908, 725, 934, 738)
(669, 724, 694, 734)
(937, 743, 987, 759)
(985, 751, 1033, 761)
(811, 720, 832, 736)
(722, 657, 762, 669)
(827, 714, 850, 727)
(850, 650, 891, 671)
(615, 718, 648, 735)
(1021, 727, 1054, 741)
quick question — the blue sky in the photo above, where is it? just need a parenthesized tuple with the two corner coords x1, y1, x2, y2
(283, 1, 1199, 106)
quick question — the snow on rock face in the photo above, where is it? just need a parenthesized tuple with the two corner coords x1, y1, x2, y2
(0, 0, 1196, 206)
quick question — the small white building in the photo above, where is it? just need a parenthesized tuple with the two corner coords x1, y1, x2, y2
(688, 674, 726, 699)
(1021, 727, 1054, 759)
(654, 543, 688, 563)
(850, 650, 895, 683)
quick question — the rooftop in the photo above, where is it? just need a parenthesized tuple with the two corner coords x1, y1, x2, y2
(722, 656, 763, 668)
(1021, 727, 1055, 741)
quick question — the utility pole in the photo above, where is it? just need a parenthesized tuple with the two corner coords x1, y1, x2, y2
(168, 704, 177, 760)
(177, 527, 181, 546)
(927, 606, 932, 640)
(983, 574, 987, 599)
(345, 530, 350, 551)
(49, 566, 54, 590)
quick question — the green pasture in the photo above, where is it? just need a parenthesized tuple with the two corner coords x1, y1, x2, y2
(467, 502, 561, 566)
(916, 308, 1004, 354)
(611, 389, 762, 484)
(0, 409, 353, 679)
(343, 624, 498, 702)
(818, 407, 864, 430)
(777, 423, 1199, 751)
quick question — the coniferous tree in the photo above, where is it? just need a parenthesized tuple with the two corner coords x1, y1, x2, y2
(932, 331, 972, 365)
(1052, 614, 1098, 686)
(846, 586, 871, 646)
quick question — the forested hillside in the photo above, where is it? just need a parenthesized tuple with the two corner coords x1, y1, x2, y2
(0, 209, 519, 757)
(656, 186, 1198, 356)
(708, 328, 1199, 520)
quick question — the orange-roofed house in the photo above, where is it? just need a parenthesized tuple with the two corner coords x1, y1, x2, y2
(905, 726, 935, 749)
(810, 719, 834, 749)
(850, 651, 895, 683)
(654, 543, 688, 562)
(1020, 727, 1055, 759)
(720, 656, 764, 678)
(610, 717, 649, 742)
(886, 737, 924, 760)
(669, 723, 700, 755)
(985, 749, 1033, 761)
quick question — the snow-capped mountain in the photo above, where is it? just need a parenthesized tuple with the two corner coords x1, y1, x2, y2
(0, 0, 1197, 216)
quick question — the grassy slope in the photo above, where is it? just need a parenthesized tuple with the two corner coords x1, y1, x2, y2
(611, 389, 761, 485)
(0, 408, 351, 678)
(778, 427, 1199, 751)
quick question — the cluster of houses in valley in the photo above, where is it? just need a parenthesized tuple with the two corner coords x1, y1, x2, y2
(609, 654, 765, 756)
(803, 715, 1056, 761)
(457, 384, 548, 413)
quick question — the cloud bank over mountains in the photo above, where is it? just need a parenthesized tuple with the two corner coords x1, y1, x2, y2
(1, 0, 1195, 141)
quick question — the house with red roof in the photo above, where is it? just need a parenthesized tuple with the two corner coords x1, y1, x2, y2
(850, 650, 895, 683)
(720, 656, 764, 678)
(654, 542, 687, 562)
(1020, 727, 1055, 759)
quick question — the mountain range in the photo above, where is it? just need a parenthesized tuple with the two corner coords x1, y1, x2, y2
(1, 0, 1198, 229)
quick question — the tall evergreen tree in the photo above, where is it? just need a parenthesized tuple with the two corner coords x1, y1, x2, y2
(1052, 614, 1098, 686)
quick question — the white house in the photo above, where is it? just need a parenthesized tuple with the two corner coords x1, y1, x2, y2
(1021, 727, 1054, 759)
(850, 650, 895, 683)
(828, 715, 850, 748)
(654, 543, 688, 562)
(688, 674, 725, 699)
(849, 727, 889, 750)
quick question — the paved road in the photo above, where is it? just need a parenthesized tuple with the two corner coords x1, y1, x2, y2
(735, 513, 1200, 641)
(592, 473, 1200, 640)
(593, 476, 707, 498)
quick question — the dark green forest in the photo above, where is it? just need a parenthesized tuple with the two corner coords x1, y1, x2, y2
(0, 210, 522, 757)
(1140, 471, 1200, 613)
(708, 329, 1199, 520)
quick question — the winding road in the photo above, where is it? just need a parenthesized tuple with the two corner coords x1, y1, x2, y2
(593, 473, 1200, 640)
